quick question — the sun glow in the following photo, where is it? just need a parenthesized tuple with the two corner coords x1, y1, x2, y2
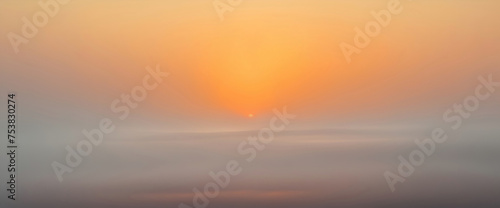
(196, 22, 328, 116)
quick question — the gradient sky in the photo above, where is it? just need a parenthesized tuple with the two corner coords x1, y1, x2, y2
(1, 0, 500, 207)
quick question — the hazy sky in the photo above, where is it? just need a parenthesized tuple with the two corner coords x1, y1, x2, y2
(1, 0, 499, 207)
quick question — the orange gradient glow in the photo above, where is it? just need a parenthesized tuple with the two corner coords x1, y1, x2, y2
(2, 0, 499, 121)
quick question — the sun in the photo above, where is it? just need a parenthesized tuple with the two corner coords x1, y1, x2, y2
(248, 113, 254, 118)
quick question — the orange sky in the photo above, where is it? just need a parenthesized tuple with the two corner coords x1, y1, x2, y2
(1, 0, 500, 123)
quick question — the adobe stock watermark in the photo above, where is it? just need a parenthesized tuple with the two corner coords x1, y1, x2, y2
(340, 0, 415, 63)
(384, 74, 499, 192)
(178, 107, 296, 208)
(213, 0, 244, 21)
(7, 0, 71, 54)
(51, 64, 169, 182)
